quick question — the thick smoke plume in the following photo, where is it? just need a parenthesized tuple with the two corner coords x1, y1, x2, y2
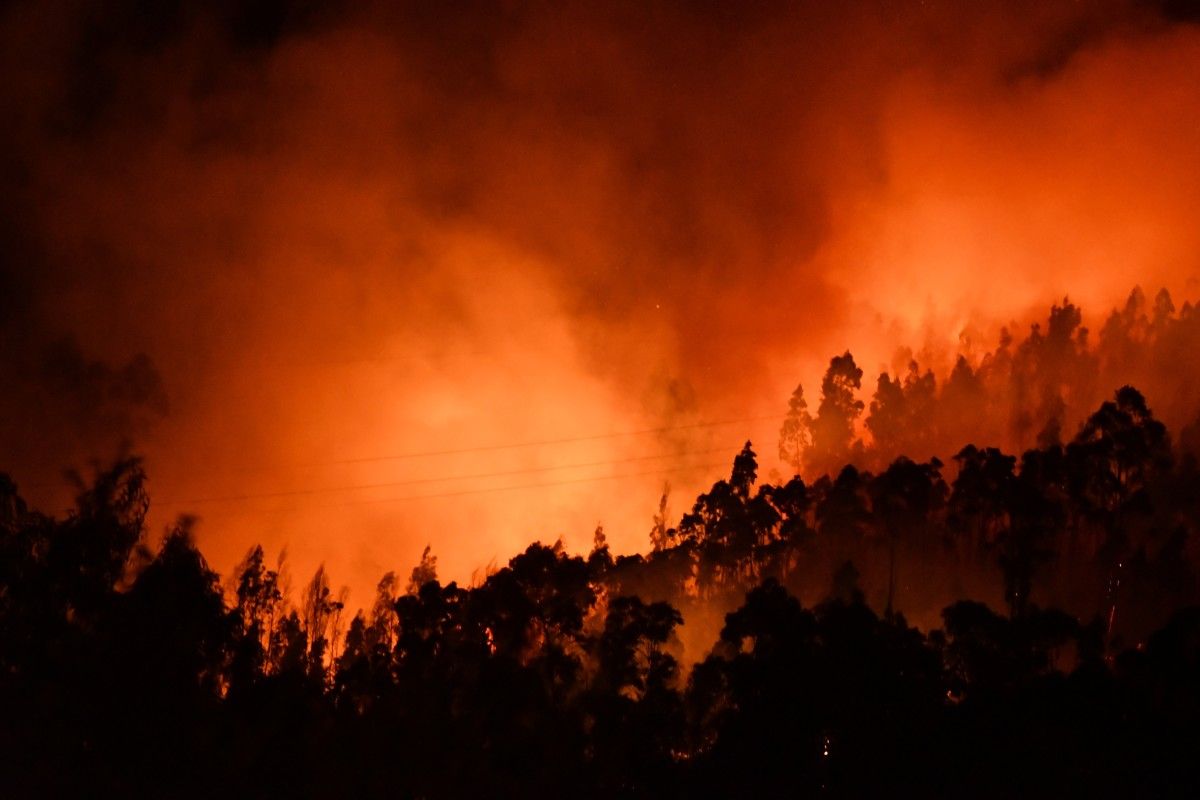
(2, 1, 1200, 603)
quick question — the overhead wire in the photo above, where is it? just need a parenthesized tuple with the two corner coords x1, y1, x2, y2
(311, 414, 784, 466)
(156, 445, 738, 507)
(23, 413, 781, 488)
(186, 458, 733, 517)
(20, 414, 780, 522)
(338, 459, 732, 505)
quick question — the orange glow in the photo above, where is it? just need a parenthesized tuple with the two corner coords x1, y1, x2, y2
(2, 3, 1200, 608)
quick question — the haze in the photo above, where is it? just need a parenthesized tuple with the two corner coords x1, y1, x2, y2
(2, 0, 1199, 603)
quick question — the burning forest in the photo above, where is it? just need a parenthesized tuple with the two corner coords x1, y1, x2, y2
(6, 307, 1200, 795)
(5, 0, 1200, 797)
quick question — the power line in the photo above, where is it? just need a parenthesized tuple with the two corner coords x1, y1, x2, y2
(168, 459, 730, 517)
(317, 414, 783, 466)
(21, 413, 781, 493)
(344, 460, 730, 506)
(157, 446, 736, 507)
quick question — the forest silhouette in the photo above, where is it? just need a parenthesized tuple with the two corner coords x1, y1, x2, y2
(5, 0, 1200, 793)
(2, 291, 1200, 797)
(6, 361, 1200, 796)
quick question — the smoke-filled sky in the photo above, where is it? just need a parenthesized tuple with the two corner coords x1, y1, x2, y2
(3, 0, 1200, 602)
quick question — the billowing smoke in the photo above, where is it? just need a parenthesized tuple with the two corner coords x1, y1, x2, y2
(2, 1, 1199, 603)
(782, 288, 1200, 479)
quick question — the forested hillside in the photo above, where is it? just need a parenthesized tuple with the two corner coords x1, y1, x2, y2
(4, 382, 1200, 797)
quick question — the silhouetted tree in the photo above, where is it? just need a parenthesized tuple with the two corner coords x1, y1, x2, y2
(230, 544, 282, 691)
(648, 483, 673, 551)
(949, 445, 1016, 560)
(869, 457, 946, 615)
(7, 365, 1200, 797)
(866, 360, 938, 465)
(807, 351, 865, 476)
(406, 544, 438, 594)
(815, 465, 871, 545)
(778, 382, 813, 474)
